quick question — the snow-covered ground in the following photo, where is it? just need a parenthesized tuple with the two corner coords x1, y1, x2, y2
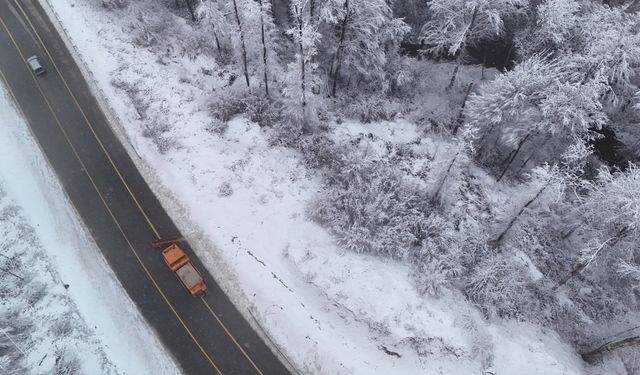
(37, 0, 612, 373)
(0, 83, 180, 373)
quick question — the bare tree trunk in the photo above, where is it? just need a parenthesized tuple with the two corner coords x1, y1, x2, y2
(453, 83, 474, 134)
(232, 0, 250, 87)
(494, 180, 549, 244)
(0, 266, 23, 280)
(432, 150, 460, 203)
(516, 134, 550, 174)
(561, 225, 579, 240)
(331, 0, 350, 97)
(625, 0, 640, 13)
(447, 65, 460, 91)
(258, 0, 269, 96)
(516, 150, 536, 174)
(503, 42, 513, 71)
(497, 132, 531, 182)
(481, 52, 486, 80)
(213, 31, 221, 54)
(582, 335, 640, 363)
(448, 6, 478, 90)
(294, 5, 307, 107)
(475, 122, 497, 158)
(309, 0, 315, 18)
(184, 0, 196, 21)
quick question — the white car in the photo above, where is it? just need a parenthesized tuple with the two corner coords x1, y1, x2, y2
(27, 55, 45, 76)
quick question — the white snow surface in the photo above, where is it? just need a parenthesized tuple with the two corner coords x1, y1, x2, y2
(0, 81, 179, 373)
(38, 0, 600, 373)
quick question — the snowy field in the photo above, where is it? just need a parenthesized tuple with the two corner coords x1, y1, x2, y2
(0, 84, 180, 373)
(37, 0, 621, 374)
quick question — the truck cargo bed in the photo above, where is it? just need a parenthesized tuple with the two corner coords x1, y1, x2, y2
(176, 263, 202, 289)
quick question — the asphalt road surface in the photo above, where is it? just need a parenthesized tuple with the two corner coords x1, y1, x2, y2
(0, 0, 291, 374)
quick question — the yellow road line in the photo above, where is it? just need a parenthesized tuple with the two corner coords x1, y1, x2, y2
(14, 3, 267, 373)
(0, 15, 222, 375)
(13, 0, 162, 240)
(201, 297, 265, 375)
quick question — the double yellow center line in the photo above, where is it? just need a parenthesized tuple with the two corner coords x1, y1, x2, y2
(1, 1, 267, 374)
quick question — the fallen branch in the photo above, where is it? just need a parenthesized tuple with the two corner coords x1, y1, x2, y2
(582, 335, 640, 362)
(0, 266, 23, 280)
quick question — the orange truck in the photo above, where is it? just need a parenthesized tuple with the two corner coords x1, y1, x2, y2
(152, 239, 208, 296)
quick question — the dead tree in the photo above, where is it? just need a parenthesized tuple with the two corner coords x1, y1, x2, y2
(432, 150, 460, 204)
(494, 178, 550, 245)
(292, 3, 307, 107)
(258, 0, 269, 96)
(232, 0, 250, 87)
(330, 0, 351, 96)
(452, 82, 474, 135)
(497, 132, 531, 182)
(582, 335, 640, 363)
(310, 0, 316, 19)
(184, 0, 197, 21)
(447, 6, 479, 90)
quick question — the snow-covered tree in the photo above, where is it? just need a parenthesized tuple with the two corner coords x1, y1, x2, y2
(283, 0, 322, 124)
(535, 0, 579, 45)
(493, 164, 565, 244)
(467, 55, 607, 178)
(516, 0, 580, 56)
(197, 0, 233, 56)
(568, 5, 640, 107)
(420, 0, 527, 57)
(241, 0, 279, 95)
(559, 164, 640, 286)
(319, 0, 409, 95)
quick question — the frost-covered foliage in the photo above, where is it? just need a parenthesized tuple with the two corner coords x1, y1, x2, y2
(196, 0, 234, 62)
(515, 2, 640, 158)
(516, 0, 580, 56)
(319, 0, 409, 94)
(309, 138, 435, 259)
(282, 0, 323, 127)
(420, 0, 528, 57)
(307, 131, 490, 296)
(337, 93, 405, 123)
(467, 55, 607, 178)
(570, 5, 640, 108)
(569, 165, 640, 285)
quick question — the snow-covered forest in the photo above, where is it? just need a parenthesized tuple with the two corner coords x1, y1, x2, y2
(66, 0, 640, 372)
